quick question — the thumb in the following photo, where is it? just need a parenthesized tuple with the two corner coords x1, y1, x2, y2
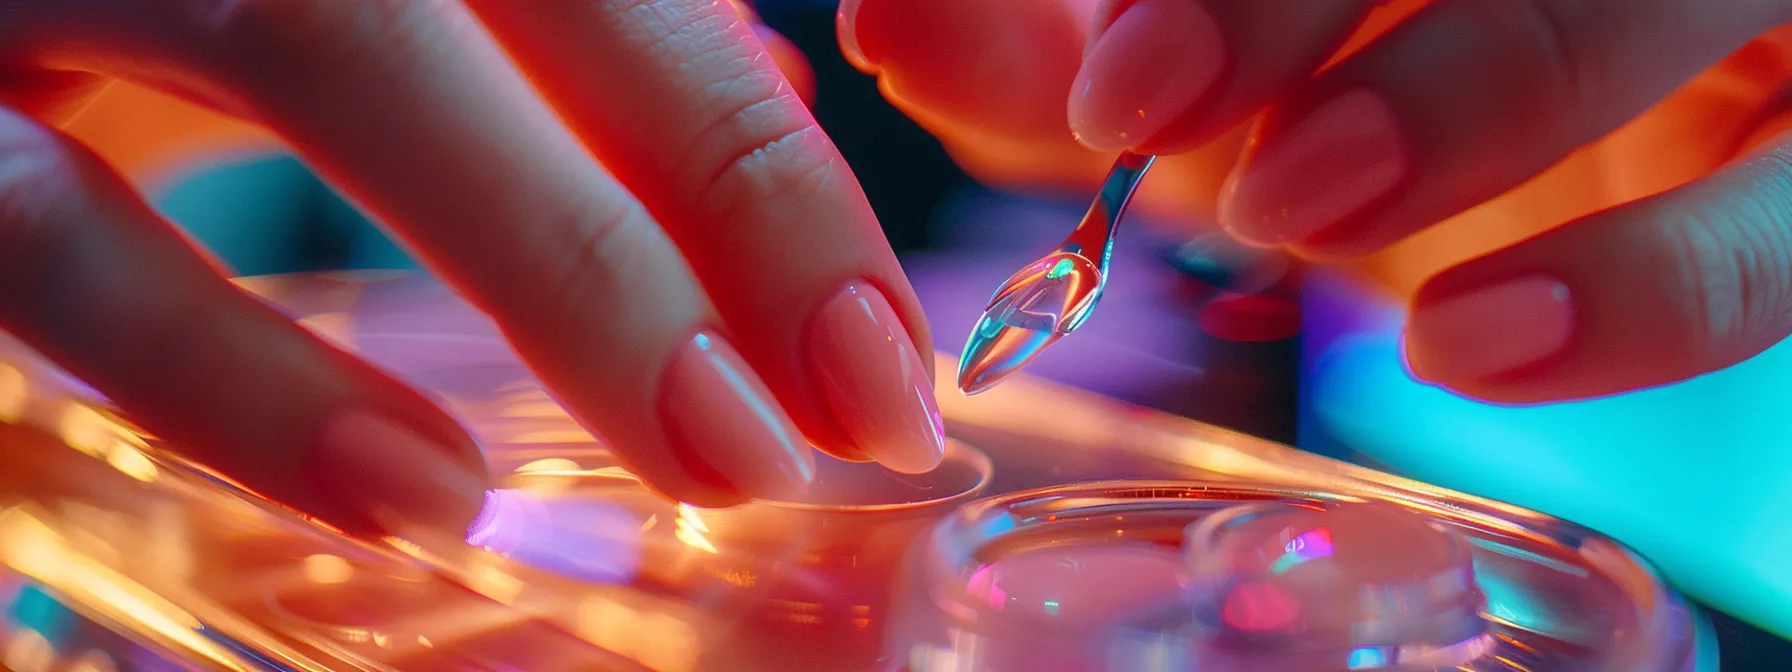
(1405, 136, 1792, 403)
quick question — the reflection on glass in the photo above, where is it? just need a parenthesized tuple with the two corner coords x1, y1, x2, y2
(465, 490, 644, 586)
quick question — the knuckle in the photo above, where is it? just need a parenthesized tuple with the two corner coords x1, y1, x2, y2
(589, 0, 740, 59)
(595, 0, 827, 220)
(1664, 153, 1792, 359)
(517, 196, 658, 323)
(691, 96, 829, 223)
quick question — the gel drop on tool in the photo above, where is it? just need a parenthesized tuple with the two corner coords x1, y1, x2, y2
(957, 151, 1156, 395)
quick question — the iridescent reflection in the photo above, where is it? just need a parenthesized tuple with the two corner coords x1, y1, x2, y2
(465, 489, 643, 585)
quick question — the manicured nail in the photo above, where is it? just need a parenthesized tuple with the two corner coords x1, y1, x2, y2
(659, 332, 816, 499)
(1407, 275, 1575, 382)
(1069, 0, 1227, 151)
(807, 282, 946, 474)
(1220, 89, 1407, 245)
(310, 410, 489, 538)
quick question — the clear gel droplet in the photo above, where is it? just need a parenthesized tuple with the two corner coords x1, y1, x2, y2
(957, 153, 1155, 395)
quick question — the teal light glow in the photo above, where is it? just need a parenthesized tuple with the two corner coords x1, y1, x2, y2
(7, 585, 72, 649)
(1347, 646, 1389, 669)
(1303, 270, 1792, 639)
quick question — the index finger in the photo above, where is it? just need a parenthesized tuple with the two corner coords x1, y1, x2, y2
(464, 0, 946, 472)
(62, 0, 819, 505)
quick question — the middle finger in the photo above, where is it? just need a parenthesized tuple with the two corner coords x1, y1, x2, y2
(463, 0, 946, 473)
(1219, 0, 1792, 259)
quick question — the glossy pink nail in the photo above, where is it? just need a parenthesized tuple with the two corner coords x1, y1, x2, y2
(1069, 0, 1227, 151)
(1407, 275, 1575, 382)
(1220, 89, 1407, 245)
(660, 332, 815, 499)
(311, 410, 489, 537)
(807, 282, 945, 474)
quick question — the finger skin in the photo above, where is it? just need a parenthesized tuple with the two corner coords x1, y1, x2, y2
(1223, 0, 1792, 259)
(1407, 141, 1792, 403)
(839, 0, 1244, 224)
(844, 0, 1096, 144)
(1071, 0, 1375, 153)
(0, 69, 111, 126)
(0, 107, 486, 537)
(465, 0, 943, 469)
(20, 1, 815, 504)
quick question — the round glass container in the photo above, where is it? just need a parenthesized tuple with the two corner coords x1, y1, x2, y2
(419, 440, 994, 671)
(887, 481, 1711, 672)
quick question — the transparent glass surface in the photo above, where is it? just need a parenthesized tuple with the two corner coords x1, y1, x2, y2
(0, 272, 1714, 671)
(891, 484, 1705, 672)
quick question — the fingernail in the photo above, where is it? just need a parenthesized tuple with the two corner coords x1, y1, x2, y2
(310, 411, 489, 538)
(836, 0, 876, 71)
(807, 282, 946, 474)
(659, 332, 815, 499)
(1220, 89, 1407, 245)
(1069, 0, 1227, 151)
(1407, 275, 1575, 382)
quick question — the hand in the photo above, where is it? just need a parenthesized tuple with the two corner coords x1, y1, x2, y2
(844, 0, 1792, 403)
(0, 0, 947, 538)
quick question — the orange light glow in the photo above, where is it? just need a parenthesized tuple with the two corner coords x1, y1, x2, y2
(507, 429, 598, 444)
(513, 458, 581, 474)
(58, 404, 114, 458)
(301, 554, 354, 585)
(574, 598, 700, 672)
(674, 504, 718, 554)
(0, 509, 254, 670)
(0, 364, 26, 424)
(498, 401, 569, 419)
(105, 442, 158, 483)
(65, 650, 118, 672)
(464, 556, 524, 605)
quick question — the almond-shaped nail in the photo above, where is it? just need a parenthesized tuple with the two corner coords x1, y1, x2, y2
(1220, 89, 1407, 245)
(1407, 275, 1575, 382)
(807, 282, 946, 474)
(310, 410, 489, 538)
(1069, 0, 1227, 151)
(659, 332, 815, 499)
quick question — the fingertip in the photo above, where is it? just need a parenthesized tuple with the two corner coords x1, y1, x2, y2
(848, 0, 1089, 142)
(1405, 273, 1576, 389)
(659, 332, 817, 502)
(805, 282, 947, 477)
(308, 409, 491, 539)
(837, 0, 878, 72)
(1215, 166, 1283, 248)
(870, 414, 947, 475)
(1066, 0, 1227, 152)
